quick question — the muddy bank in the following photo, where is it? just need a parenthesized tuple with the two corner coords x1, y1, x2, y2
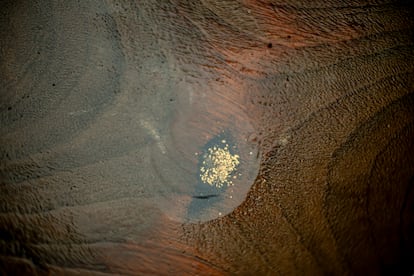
(1, 0, 413, 274)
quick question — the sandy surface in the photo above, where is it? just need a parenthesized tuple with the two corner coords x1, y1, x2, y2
(1, 0, 413, 274)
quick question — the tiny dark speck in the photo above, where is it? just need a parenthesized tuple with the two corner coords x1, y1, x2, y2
(287, 35, 291, 39)
(267, 43, 272, 48)
(52, 83, 56, 86)
(8, 107, 12, 110)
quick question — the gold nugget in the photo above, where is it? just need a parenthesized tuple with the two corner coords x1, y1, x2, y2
(200, 144, 240, 188)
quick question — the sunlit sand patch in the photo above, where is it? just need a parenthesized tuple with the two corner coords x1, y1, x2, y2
(180, 131, 256, 222)
(199, 141, 240, 188)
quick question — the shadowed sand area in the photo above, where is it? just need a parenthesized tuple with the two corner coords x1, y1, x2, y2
(1, 0, 414, 275)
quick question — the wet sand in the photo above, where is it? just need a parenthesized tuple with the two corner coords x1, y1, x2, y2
(1, 0, 414, 274)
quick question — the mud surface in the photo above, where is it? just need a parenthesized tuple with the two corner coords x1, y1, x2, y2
(1, 0, 414, 274)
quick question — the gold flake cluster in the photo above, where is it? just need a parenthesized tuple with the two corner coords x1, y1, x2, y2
(200, 141, 240, 188)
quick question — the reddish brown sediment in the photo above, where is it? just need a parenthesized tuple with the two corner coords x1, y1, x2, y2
(0, 0, 413, 275)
